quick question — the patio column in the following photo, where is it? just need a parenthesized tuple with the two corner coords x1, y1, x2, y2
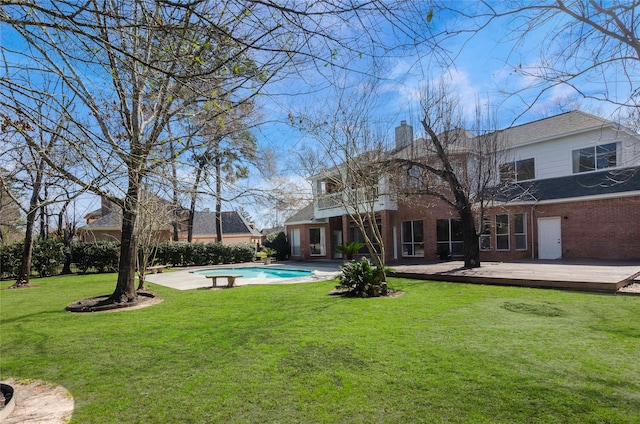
(341, 214, 349, 244)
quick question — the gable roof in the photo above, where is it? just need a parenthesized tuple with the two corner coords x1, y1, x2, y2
(284, 203, 317, 225)
(81, 209, 122, 230)
(499, 111, 619, 148)
(192, 211, 262, 236)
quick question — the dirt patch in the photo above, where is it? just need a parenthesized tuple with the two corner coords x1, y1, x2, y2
(0, 378, 73, 424)
(329, 288, 404, 298)
(66, 291, 162, 313)
(3, 283, 39, 290)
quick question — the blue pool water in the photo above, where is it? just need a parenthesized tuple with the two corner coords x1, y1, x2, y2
(192, 267, 313, 279)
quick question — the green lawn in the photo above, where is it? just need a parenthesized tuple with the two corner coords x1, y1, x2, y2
(1, 274, 639, 423)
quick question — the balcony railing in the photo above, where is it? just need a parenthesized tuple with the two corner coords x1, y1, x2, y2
(316, 188, 381, 211)
(316, 192, 342, 210)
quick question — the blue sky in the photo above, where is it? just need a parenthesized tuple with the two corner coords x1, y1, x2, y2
(2, 3, 637, 229)
(241, 4, 639, 226)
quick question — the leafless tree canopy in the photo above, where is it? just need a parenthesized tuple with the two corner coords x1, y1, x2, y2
(432, 1, 640, 115)
(0, 0, 434, 302)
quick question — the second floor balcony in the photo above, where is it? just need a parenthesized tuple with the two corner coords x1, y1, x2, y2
(313, 188, 397, 218)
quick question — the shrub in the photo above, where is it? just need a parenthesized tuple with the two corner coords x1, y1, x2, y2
(155, 241, 255, 267)
(335, 241, 364, 261)
(188, 243, 208, 266)
(0, 242, 23, 279)
(231, 243, 256, 263)
(338, 258, 389, 298)
(72, 241, 120, 273)
(265, 231, 288, 261)
(32, 238, 67, 277)
(156, 242, 184, 266)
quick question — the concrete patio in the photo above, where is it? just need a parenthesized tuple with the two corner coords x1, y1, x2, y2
(144, 259, 640, 293)
(145, 262, 341, 291)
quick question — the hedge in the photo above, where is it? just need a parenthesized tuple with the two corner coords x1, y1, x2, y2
(0, 238, 68, 279)
(154, 241, 255, 267)
(0, 240, 257, 279)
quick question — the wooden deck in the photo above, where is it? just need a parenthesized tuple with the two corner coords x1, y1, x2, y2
(390, 260, 640, 293)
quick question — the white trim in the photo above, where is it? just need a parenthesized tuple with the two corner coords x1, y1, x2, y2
(495, 214, 510, 251)
(514, 213, 527, 251)
(309, 227, 326, 256)
(488, 190, 640, 207)
(285, 217, 328, 226)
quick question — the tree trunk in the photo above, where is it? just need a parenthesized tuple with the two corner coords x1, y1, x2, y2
(109, 183, 139, 304)
(187, 166, 203, 243)
(15, 161, 44, 286)
(16, 212, 35, 286)
(39, 184, 48, 239)
(60, 227, 74, 275)
(170, 140, 180, 241)
(458, 202, 481, 268)
(215, 148, 223, 244)
(58, 201, 74, 274)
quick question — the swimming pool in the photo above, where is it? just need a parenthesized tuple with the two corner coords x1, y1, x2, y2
(191, 266, 314, 279)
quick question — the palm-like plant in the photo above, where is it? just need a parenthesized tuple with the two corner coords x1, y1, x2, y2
(335, 241, 364, 261)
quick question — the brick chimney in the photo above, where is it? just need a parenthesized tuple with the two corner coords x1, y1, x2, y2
(395, 120, 413, 150)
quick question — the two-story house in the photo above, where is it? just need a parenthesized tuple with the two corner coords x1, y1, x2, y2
(285, 111, 640, 262)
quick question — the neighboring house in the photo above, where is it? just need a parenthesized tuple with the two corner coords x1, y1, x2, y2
(79, 198, 128, 242)
(79, 196, 261, 246)
(286, 111, 640, 262)
(180, 211, 263, 245)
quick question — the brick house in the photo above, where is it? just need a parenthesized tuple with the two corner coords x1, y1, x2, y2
(285, 111, 640, 262)
(79, 196, 261, 246)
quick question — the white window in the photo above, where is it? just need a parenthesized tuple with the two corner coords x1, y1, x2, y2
(309, 227, 325, 256)
(479, 216, 491, 251)
(290, 229, 301, 256)
(496, 215, 509, 251)
(407, 165, 423, 188)
(436, 219, 463, 256)
(515, 213, 527, 250)
(500, 158, 535, 182)
(402, 220, 424, 257)
(572, 142, 619, 173)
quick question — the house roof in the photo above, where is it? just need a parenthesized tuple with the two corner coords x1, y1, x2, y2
(495, 166, 640, 203)
(81, 209, 122, 230)
(284, 203, 316, 225)
(499, 111, 618, 148)
(192, 211, 262, 236)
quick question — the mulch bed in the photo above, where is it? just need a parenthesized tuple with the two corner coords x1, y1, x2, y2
(66, 291, 161, 313)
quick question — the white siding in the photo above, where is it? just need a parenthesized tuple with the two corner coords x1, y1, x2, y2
(504, 127, 639, 180)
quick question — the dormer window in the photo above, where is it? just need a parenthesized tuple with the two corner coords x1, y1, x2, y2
(500, 158, 535, 182)
(572, 142, 619, 173)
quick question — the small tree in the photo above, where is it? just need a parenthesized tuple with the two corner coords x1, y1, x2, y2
(296, 79, 391, 283)
(136, 190, 177, 291)
(264, 231, 289, 261)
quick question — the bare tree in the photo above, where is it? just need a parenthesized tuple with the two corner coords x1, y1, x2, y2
(296, 80, 391, 278)
(255, 175, 311, 229)
(432, 1, 640, 116)
(135, 189, 177, 291)
(388, 78, 506, 268)
(1, 1, 440, 305)
(0, 83, 80, 286)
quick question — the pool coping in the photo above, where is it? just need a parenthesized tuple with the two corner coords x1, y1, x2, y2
(145, 262, 341, 291)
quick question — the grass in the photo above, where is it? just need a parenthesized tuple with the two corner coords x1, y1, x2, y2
(1, 274, 639, 423)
